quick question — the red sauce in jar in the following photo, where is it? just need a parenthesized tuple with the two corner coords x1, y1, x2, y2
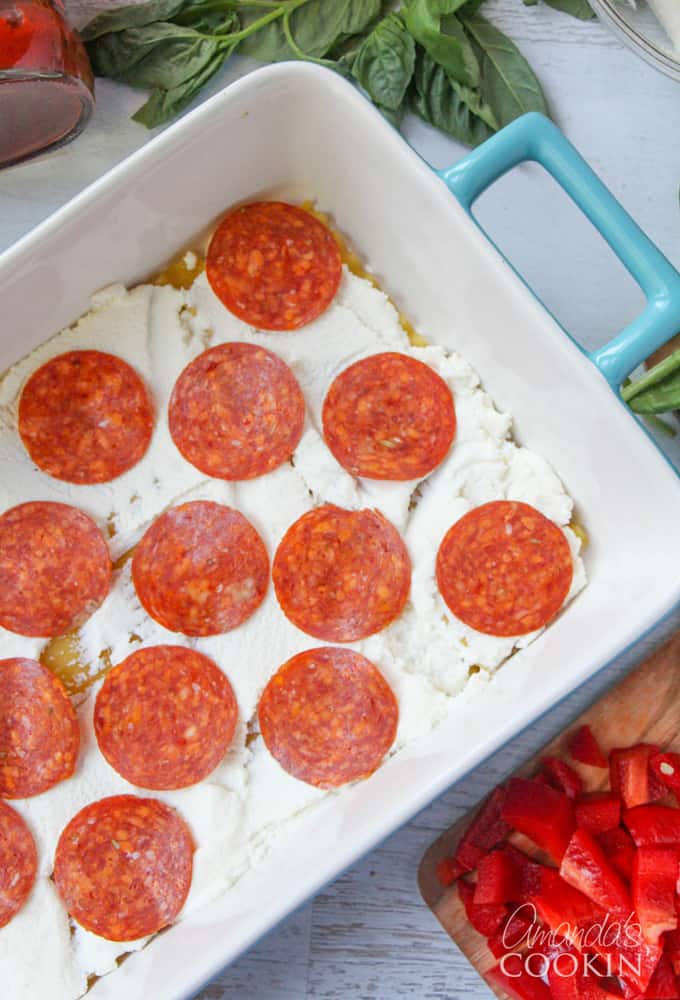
(0, 0, 94, 167)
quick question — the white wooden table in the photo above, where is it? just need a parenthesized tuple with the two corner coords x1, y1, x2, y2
(2, 4, 680, 996)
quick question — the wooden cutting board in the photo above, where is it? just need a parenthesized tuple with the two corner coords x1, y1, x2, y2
(418, 630, 680, 999)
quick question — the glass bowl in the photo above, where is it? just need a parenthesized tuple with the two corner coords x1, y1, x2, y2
(589, 0, 680, 81)
(0, 0, 94, 168)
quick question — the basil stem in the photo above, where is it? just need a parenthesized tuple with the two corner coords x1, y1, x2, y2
(621, 348, 680, 405)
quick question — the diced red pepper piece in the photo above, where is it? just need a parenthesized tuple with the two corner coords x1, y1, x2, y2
(453, 786, 511, 873)
(454, 838, 486, 872)
(568, 725, 608, 769)
(650, 753, 680, 799)
(503, 844, 545, 901)
(598, 827, 636, 881)
(474, 849, 522, 905)
(581, 979, 627, 999)
(545, 944, 585, 1000)
(533, 771, 552, 786)
(643, 953, 680, 998)
(435, 855, 464, 887)
(531, 868, 604, 945)
(632, 847, 679, 945)
(487, 909, 536, 958)
(487, 954, 552, 1000)
(502, 778, 576, 863)
(457, 878, 508, 936)
(560, 828, 631, 915)
(576, 793, 622, 835)
(587, 916, 662, 995)
(543, 756, 583, 799)
(648, 767, 669, 803)
(664, 927, 680, 976)
(530, 867, 660, 992)
(548, 963, 581, 1000)
(610, 745, 661, 809)
(584, 977, 625, 998)
(624, 806, 680, 847)
(622, 954, 680, 999)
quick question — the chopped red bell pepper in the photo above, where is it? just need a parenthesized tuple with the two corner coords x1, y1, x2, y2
(547, 962, 582, 1000)
(474, 848, 522, 905)
(598, 827, 636, 881)
(487, 953, 552, 1000)
(503, 844, 545, 901)
(560, 829, 631, 915)
(568, 725, 608, 769)
(435, 855, 464, 887)
(579, 976, 627, 1000)
(530, 868, 604, 946)
(543, 756, 583, 799)
(642, 953, 680, 998)
(610, 745, 661, 809)
(543, 942, 583, 999)
(453, 786, 511, 873)
(457, 878, 508, 936)
(664, 928, 680, 976)
(650, 753, 680, 799)
(632, 847, 679, 945)
(502, 778, 576, 863)
(530, 863, 660, 992)
(591, 977, 626, 998)
(587, 915, 662, 995)
(621, 953, 680, 999)
(487, 909, 536, 958)
(575, 793, 622, 835)
(624, 806, 680, 847)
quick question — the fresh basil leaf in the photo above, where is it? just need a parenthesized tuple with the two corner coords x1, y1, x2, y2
(543, 0, 594, 18)
(352, 13, 415, 111)
(81, 0, 189, 41)
(132, 42, 226, 126)
(378, 101, 406, 128)
(175, 5, 238, 36)
(412, 49, 495, 147)
(239, 0, 382, 62)
(87, 22, 215, 82)
(452, 77, 498, 130)
(462, 13, 549, 126)
(404, 0, 479, 86)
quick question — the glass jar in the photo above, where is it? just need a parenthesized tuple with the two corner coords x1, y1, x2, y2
(0, 0, 95, 168)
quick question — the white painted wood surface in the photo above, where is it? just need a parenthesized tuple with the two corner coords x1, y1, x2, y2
(2, 3, 680, 997)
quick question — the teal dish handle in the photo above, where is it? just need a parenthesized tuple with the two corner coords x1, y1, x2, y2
(438, 113, 680, 389)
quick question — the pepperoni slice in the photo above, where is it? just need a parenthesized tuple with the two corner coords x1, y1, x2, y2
(132, 500, 268, 636)
(18, 350, 154, 484)
(168, 342, 305, 480)
(206, 201, 342, 330)
(273, 505, 410, 642)
(258, 647, 398, 788)
(0, 801, 37, 928)
(322, 352, 456, 480)
(0, 658, 79, 799)
(0, 502, 111, 637)
(53, 795, 193, 941)
(436, 500, 574, 637)
(95, 646, 237, 790)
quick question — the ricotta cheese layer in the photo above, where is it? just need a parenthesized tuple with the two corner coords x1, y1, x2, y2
(0, 266, 586, 999)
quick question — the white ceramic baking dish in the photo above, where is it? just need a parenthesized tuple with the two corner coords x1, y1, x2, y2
(2, 63, 680, 1000)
